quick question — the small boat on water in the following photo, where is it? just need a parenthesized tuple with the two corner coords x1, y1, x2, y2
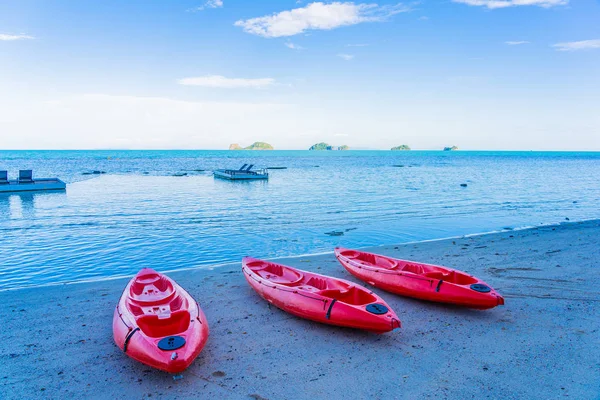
(213, 164, 268, 180)
(335, 247, 504, 310)
(0, 170, 66, 193)
(242, 257, 401, 333)
(113, 268, 209, 373)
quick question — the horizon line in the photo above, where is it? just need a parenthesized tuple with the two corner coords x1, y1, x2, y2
(2, 148, 600, 152)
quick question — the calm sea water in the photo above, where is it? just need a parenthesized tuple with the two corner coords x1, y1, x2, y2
(1, 150, 599, 290)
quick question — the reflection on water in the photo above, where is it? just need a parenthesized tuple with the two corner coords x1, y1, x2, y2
(0, 151, 599, 290)
(0, 191, 67, 220)
(0, 195, 10, 218)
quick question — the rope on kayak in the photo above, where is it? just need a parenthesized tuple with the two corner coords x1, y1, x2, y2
(325, 299, 337, 320)
(123, 327, 140, 353)
(195, 300, 202, 324)
(117, 305, 131, 330)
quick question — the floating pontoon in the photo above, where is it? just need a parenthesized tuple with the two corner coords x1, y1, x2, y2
(213, 164, 269, 180)
(0, 170, 66, 193)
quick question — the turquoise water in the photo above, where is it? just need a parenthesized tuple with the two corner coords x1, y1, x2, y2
(1, 150, 599, 290)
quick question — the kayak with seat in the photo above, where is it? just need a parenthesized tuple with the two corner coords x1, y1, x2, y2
(113, 268, 209, 373)
(242, 257, 401, 333)
(335, 247, 504, 310)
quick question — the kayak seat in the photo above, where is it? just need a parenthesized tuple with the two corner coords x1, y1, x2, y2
(129, 274, 175, 304)
(402, 264, 425, 275)
(441, 271, 478, 285)
(127, 303, 144, 316)
(305, 277, 328, 291)
(350, 252, 397, 270)
(255, 263, 303, 285)
(127, 293, 186, 317)
(169, 294, 184, 311)
(375, 256, 398, 270)
(424, 271, 445, 279)
(319, 287, 377, 305)
(423, 270, 478, 285)
(339, 250, 361, 259)
(136, 310, 191, 338)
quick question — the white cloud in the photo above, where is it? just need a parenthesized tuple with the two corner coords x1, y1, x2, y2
(188, 0, 223, 12)
(177, 75, 275, 88)
(552, 39, 600, 52)
(0, 34, 34, 41)
(285, 41, 304, 50)
(505, 40, 530, 45)
(234, 2, 410, 38)
(346, 43, 368, 47)
(418, 16, 429, 20)
(337, 53, 354, 60)
(452, 0, 566, 9)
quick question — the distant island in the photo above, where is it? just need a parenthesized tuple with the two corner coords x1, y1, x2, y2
(309, 142, 349, 151)
(391, 145, 411, 151)
(443, 146, 459, 151)
(229, 142, 274, 150)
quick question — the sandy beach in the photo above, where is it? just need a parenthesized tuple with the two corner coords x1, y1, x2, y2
(1, 220, 599, 399)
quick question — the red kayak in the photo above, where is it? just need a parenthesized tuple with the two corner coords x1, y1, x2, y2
(113, 268, 209, 373)
(335, 248, 504, 310)
(242, 257, 401, 333)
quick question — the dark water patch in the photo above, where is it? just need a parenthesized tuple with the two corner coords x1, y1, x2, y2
(60, 222, 101, 228)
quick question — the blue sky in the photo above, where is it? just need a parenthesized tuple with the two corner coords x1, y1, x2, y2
(0, 0, 599, 150)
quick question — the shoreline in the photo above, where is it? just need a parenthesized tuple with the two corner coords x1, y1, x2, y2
(2, 219, 599, 399)
(3, 218, 598, 293)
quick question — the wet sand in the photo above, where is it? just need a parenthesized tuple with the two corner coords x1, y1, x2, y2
(1, 220, 599, 399)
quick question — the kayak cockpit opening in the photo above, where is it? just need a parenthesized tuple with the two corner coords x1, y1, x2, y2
(337, 249, 361, 259)
(422, 270, 478, 285)
(251, 262, 304, 285)
(137, 310, 191, 338)
(129, 273, 175, 304)
(319, 286, 378, 305)
(403, 264, 479, 285)
(344, 251, 399, 270)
